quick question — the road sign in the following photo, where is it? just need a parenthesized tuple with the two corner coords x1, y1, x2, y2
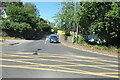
(77, 26, 81, 28)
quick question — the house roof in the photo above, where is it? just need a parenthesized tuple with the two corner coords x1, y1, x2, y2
(0, 5, 4, 7)
(0, 5, 6, 9)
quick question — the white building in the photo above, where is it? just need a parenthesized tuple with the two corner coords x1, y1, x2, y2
(0, 4, 7, 19)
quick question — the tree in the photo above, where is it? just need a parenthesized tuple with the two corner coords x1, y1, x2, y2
(24, 2, 39, 17)
(2, 2, 23, 7)
(54, 2, 75, 35)
(77, 2, 120, 46)
(54, 1, 120, 47)
(1, 20, 32, 38)
(1, 2, 51, 39)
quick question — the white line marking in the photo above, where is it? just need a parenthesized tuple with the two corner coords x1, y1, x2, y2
(45, 40, 47, 44)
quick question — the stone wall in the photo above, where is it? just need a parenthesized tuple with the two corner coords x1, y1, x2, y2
(59, 35, 72, 43)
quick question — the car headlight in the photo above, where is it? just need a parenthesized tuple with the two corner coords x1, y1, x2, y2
(51, 39, 54, 41)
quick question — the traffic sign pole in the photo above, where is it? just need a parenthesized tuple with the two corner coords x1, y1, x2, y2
(76, 26, 81, 44)
(76, 26, 78, 44)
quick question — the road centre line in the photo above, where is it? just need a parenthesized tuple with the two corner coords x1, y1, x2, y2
(0, 64, 119, 78)
(10, 64, 117, 67)
(2, 51, 118, 60)
(40, 53, 118, 61)
(41, 53, 118, 62)
(1, 59, 119, 74)
(10, 58, 118, 66)
(37, 55, 118, 64)
(3, 53, 118, 66)
(5, 52, 117, 64)
(2, 51, 118, 62)
(1, 58, 117, 67)
(2, 58, 118, 72)
(1, 54, 119, 71)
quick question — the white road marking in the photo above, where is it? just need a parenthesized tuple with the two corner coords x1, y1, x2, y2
(45, 40, 47, 44)
(45, 38, 49, 44)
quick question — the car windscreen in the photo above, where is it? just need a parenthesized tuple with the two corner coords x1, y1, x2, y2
(50, 36, 57, 38)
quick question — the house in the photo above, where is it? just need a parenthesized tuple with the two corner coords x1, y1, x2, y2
(0, 2, 7, 19)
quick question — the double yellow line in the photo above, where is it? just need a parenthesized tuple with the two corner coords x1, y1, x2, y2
(1, 52, 119, 78)
(0, 59, 119, 78)
(2, 54, 119, 71)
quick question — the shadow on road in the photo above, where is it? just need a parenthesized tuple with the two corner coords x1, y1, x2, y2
(50, 42, 61, 44)
(34, 32, 50, 40)
(21, 49, 42, 53)
(24, 32, 50, 40)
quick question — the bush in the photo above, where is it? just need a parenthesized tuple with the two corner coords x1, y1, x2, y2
(1, 20, 33, 39)
(116, 48, 120, 53)
(77, 36, 86, 44)
(2, 31, 8, 37)
(93, 45, 108, 50)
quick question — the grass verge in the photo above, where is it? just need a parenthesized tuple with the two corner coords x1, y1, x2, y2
(75, 36, 120, 54)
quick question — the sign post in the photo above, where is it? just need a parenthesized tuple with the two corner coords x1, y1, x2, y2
(76, 26, 81, 44)
(77, 26, 81, 28)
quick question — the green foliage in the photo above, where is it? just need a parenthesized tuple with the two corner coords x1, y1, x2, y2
(2, 2, 23, 7)
(24, 2, 39, 16)
(6, 5, 39, 27)
(54, 2, 120, 47)
(116, 48, 120, 53)
(51, 27, 58, 33)
(89, 45, 120, 53)
(37, 20, 51, 32)
(0, 9, 2, 19)
(93, 45, 109, 50)
(1, 20, 33, 38)
(2, 31, 8, 37)
(1, 20, 31, 30)
(77, 36, 86, 44)
(54, 2, 75, 32)
(1, 2, 51, 39)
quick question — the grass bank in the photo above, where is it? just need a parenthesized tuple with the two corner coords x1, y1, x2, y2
(75, 36, 120, 54)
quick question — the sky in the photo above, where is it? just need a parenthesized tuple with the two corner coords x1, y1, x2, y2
(21, 0, 80, 23)
(29, 2, 61, 23)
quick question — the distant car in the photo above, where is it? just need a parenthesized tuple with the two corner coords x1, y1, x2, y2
(49, 34, 59, 43)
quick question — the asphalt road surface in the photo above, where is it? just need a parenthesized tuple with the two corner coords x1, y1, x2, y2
(1, 35, 119, 78)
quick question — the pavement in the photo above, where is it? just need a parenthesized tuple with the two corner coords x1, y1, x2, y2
(0, 34, 119, 79)
(0, 39, 34, 46)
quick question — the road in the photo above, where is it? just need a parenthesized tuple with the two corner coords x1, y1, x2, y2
(1, 35, 119, 78)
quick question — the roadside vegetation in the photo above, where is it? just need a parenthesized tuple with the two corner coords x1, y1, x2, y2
(85, 44, 120, 53)
(74, 36, 120, 53)
(0, 2, 51, 40)
(54, 2, 120, 53)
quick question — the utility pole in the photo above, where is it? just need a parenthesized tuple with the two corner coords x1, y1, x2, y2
(74, 1, 77, 43)
(72, 0, 76, 43)
(76, 25, 78, 44)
